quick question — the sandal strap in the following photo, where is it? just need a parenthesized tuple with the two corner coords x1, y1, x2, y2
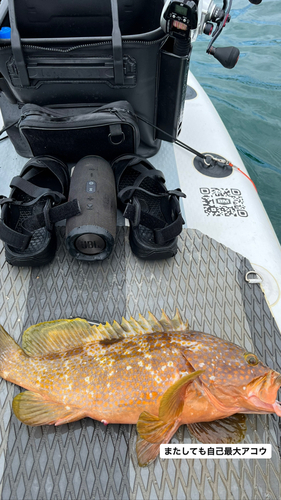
(117, 169, 166, 203)
(0, 199, 80, 251)
(21, 156, 69, 194)
(0, 218, 31, 251)
(119, 185, 186, 203)
(123, 198, 166, 229)
(22, 199, 81, 233)
(154, 213, 185, 245)
(123, 194, 185, 244)
(113, 154, 165, 193)
(0, 196, 14, 206)
(10, 176, 66, 204)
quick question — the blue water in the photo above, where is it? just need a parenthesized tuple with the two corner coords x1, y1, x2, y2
(190, 0, 281, 241)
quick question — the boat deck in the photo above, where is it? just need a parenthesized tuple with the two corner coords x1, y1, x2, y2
(0, 198, 281, 498)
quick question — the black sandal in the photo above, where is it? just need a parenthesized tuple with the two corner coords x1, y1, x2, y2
(0, 156, 80, 267)
(112, 154, 186, 259)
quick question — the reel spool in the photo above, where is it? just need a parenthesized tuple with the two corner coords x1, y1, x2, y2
(66, 156, 117, 261)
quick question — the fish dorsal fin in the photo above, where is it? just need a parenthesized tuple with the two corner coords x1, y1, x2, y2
(171, 309, 189, 331)
(187, 414, 247, 444)
(92, 322, 124, 340)
(22, 310, 190, 356)
(22, 318, 98, 356)
(97, 310, 189, 339)
(159, 309, 189, 331)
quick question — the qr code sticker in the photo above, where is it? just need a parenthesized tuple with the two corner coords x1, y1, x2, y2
(200, 188, 248, 217)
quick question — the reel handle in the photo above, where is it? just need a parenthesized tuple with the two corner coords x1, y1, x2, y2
(208, 45, 240, 69)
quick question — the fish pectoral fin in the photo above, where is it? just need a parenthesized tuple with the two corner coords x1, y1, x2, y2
(12, 391, 85, 426)
(187, 413, 247, 444)
(136, 412, 181, 466)
(159, 370, 204, 422)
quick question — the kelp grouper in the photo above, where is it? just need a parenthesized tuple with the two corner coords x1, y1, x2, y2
(0, 311, 280, 466)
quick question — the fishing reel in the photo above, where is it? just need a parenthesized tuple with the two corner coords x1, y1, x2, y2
(160, 0, 200, 56)
(202, 0, 263, 68)
(161, 0, 263, 67)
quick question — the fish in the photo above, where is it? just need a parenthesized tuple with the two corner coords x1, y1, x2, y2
(0, 310, 281, 467)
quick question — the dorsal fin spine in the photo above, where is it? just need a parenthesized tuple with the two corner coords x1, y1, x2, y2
(91, 325, 105, 340)
(112, 320, 125, 337)
(120, 317, 132, 333)
(97, 323, 113, 339)
(104, 322, 119, 338)
(137, 314, 152, 332)
(128, 317, 144, 335)
(159, 310, 174, 331)
(171, 309, 187, 331)
(147, 312, 164, 332)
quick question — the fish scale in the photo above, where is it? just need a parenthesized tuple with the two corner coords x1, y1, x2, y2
(0, 311, 281, 466)
(13, 332, 190, 422)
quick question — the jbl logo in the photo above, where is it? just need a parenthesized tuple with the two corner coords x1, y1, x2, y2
(78, 240, 102, 249)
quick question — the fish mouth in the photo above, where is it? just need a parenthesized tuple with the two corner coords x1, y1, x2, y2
(245, 396, 281, 416)
(246, 371, 281, 416)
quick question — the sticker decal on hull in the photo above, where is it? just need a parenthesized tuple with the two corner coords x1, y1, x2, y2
(200, 188, 248, 217)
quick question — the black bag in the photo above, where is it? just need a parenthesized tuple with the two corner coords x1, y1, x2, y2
(0, 0, 167, 157)
(7, 100, 140, 162)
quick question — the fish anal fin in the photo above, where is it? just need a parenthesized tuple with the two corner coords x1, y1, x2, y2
(187, 414, 247, 444)
(159, 370, 204, 422)
(12, 391, 85, 426)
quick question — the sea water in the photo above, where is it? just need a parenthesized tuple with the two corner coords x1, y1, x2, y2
(190, 0, 281, 241)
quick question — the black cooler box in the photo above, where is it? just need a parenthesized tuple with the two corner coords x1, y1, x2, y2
(0, 0, 190, 157)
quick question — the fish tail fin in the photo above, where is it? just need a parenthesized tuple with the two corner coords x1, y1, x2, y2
(0, 324, 23, 380)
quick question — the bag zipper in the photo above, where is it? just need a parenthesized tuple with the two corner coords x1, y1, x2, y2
(0, 37, 167, 54)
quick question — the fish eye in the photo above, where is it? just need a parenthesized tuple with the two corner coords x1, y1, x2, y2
(244, 353, 259, 366)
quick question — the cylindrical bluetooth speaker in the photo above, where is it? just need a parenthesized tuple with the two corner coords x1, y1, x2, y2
(66, 156, 117, 261)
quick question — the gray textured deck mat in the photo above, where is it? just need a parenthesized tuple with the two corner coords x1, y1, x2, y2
(0, 227, 281, 500)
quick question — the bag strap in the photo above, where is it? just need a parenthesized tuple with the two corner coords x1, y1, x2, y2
(8, 0, 29, 86)
(111, 0, 124, 85)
